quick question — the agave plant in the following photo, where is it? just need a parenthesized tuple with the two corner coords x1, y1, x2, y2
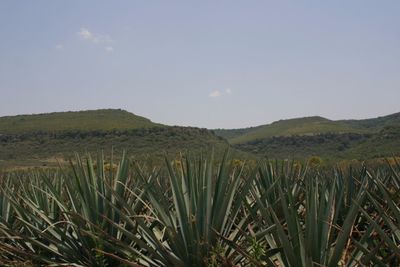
(0, 173, 22, 265)
(356, 162, 400, 265)
(106, 150, 257, 266)
(244, 161, 393, 266)
(1, 151, 400, 266)
(1, 153, 146, 266)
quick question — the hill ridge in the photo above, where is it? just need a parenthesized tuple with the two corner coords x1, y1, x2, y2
(0, 109, 161, 134)
(0, 109, 399, 166)
(214, 112, 400, 144)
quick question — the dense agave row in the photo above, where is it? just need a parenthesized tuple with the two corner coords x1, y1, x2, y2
(0, 151, 399, 266)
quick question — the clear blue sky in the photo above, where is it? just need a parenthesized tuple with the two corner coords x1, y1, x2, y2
(1, 1, 399, 128)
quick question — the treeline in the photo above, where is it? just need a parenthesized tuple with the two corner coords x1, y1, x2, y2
(237, 132, 370, 149)
(0, 127, 229, 167)
(234, 130, 400, 160)
(0, 126, 224, 142)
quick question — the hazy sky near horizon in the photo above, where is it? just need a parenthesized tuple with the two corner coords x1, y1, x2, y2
(0, 1, 399, 128)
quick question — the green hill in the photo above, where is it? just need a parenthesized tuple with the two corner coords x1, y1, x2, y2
(214, 113, 400, 160)
(0, 109, 160, 134)
(214, 116, 362, 144)
(1, 109, 400, 167)
(215, 113, 400, 143)
(0, 109, 232, 168)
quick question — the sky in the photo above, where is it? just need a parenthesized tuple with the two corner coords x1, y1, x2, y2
(0, 1, 399, 129)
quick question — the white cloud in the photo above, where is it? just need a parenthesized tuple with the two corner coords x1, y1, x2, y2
(78, 28, 93, 40)
(78, 28, 113, 44)
(209, 88, 232, 98)
(55, 44, 64, 50)
(105, 46, 114, 52)
(209, 90, 221, 98)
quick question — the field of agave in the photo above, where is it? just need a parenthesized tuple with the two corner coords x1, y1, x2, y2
(0, 151, 399, 266)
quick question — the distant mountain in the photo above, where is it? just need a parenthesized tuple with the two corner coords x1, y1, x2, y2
(214, 113, 400, 143)
(214, 116, 360, 144)
(0, 109, 231, 168)
(0, 109, 161, 134)
(214, 112, 400, 160)
(1, 109, 399, 168)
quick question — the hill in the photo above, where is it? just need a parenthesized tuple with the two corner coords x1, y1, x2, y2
(0, 109, 160, 134)
(1, 109, 399, 167)
(214, 116, 361, 144)
(0, 109, 232, 168)
(214, 113, 400, 160)
(339, 112, 400, 131)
